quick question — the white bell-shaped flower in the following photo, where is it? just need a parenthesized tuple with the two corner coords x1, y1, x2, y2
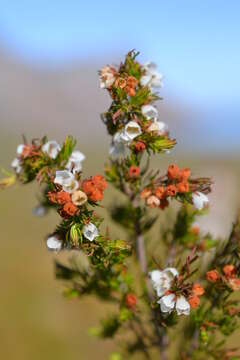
(158, 293, 176, 313)
(150, 267, 179, 297)
(11, 158, 22, 174)
(54, 170, 78, 193)
(158, 293, 190, 316)
(42, 140, 61, 159)
(140, 62, 163, 89)
(46, 236, 62, 251)
(141, 105, 158, 121)
(109, 132, 126, 159)
(83, 223, 99, 242)
(192, 192, 209, 210)
(66, 150, 85, 174)
(175, 296, 191, 315)
(147, 121, 168, 135)
(120, 121, 142, 143)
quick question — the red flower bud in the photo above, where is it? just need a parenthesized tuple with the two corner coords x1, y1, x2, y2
(125, 294, 137, 309)
(206, 270, 220, 283)
(129, 166, 140, 178)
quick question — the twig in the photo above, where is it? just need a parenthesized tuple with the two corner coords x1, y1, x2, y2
(135, 221, 168, 360)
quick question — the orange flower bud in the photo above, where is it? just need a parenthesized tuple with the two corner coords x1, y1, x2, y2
(154, 186, 165, 199)
(125, 293, 137, 309)
(206, 270, 220, 283)
(177, 181, 189, 193)
(89, 188, 104, 202)
(134, 141, 146, 152)
(188, 295, 200, 309)
(229, 278, 240, 291)
(192, 284, 205, 296)
(165, 185, 178, 197)
(63, 202, 78, 216)
(127, 76, 138, 88)
(179, 168, 191, 181)
(82, 179, 95, 194)
(129, 166, 140, 178)
(92, 175, 107, 191)
(223, 264, 235, 278)
(167, 164, 180, 179)
(48, 191, 58, 203)
(82, 175, 106, 203)
(56, 190, 72, 205)
(125, 86, 136, 97)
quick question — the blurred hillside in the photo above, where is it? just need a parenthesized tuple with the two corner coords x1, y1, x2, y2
(0, 48, 194, 146)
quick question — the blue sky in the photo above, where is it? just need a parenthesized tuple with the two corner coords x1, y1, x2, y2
(0, 0, 240, 107)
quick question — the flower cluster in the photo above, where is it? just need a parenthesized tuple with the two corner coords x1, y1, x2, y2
(150, 267, 204, 316)
(206, 265, 240, 291)
(48, 172, 106, 218)
(100, 51, 176, 157)
(141, 164, 210, 210)
(11, 137, 85, 183)
(10, 136, 108, 251)
(82, 175, 107, 202)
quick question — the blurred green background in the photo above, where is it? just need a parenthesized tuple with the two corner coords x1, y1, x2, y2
(0, 1, 240, 359)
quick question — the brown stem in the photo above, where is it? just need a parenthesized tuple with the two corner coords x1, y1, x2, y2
(120, 180, 168, 358)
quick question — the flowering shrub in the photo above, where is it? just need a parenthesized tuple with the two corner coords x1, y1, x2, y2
(1, 50, 240, 360)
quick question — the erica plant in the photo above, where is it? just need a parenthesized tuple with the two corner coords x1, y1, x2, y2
(1, 51, 240, 360)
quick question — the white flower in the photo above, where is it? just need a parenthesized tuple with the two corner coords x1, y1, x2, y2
(109, 122, 142, 158)
(192, 192, 209, 210)
(109, 132, 126, 159)
(152, 267, 190, 316)
(121, 121, 142, 142)
(16, 144, 25, 156)
(150, 268, 179, 297)
(140, 62, 163, 89)
(147, 121, 168, 136)
(42, 140, 61, 159)
(32, 205, 48, 217)
(54, 170, 79, 193)
(99, 66, 116, 89)
(158, 294, 190, 315)
(83, 223, 99, 242)
(109, 142, 126, 159)
(66, 150, 85, 174)
(11, 158, 22, 174)
(158, 293, 176, 313)
(46, 236, 62, 251)
(175, 296, 191, 315)
(141, 105, 158, 121)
